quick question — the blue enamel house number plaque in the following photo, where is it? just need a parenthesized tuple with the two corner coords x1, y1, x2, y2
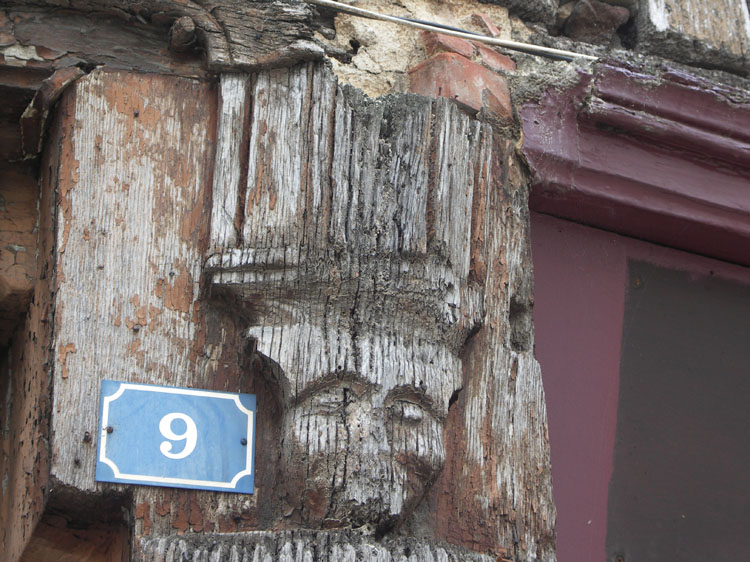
(96, 380, 256, 494)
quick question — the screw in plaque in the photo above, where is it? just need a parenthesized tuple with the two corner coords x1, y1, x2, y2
(241, 438, 247, 446)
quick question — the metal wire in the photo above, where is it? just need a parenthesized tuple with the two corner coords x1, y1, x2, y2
(306, 0, 597, 62)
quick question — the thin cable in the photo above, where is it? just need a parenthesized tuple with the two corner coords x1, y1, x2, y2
(306, 0, 597, 62)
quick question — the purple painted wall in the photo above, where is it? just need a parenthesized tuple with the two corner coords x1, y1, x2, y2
(531, 212, 750, 562)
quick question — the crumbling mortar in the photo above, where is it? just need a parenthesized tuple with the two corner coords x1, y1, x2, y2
(526, 21, 750, 85)
(312, 0, 750, 108)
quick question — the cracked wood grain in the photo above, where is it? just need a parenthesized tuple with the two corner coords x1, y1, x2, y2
(4, 0, 324, 72)
(39, 62, 554, 561)
(205, 62, 555, 560)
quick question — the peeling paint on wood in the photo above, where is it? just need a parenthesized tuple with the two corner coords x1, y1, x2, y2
(0, 106, 58, 560)
(49, 71, 216, 492)
(37, 61, 554, 560)
(41, 69, 286, 549)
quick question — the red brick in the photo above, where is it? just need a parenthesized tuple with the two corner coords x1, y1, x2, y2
(475, 43, 516, 72)
(471, 13, 502, 37)
(408, 52, 512, 124)
(420, 30, 475, 59)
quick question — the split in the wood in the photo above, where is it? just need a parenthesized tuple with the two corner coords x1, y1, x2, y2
(207, 62, 495, 532)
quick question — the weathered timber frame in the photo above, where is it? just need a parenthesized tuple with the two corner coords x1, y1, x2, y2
(1, 3, 557, 558)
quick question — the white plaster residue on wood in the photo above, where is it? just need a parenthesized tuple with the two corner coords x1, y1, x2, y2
(0, 44, 44, 67)
(647, 0, 669, 31)
(211, 73, 250, 251)
(51, 71, 212, 491)
(244, 67, 309, 249)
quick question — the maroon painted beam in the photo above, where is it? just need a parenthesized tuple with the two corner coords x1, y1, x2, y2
(521, 63, 750, 266)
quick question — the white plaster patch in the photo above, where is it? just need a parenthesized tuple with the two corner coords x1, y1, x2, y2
(648, 0, 669, 31)
(740, 0, 750, 46)
(320, 0, 519, 97)
(1, 44, 43, 67)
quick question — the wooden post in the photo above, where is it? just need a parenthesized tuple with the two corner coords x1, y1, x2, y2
(6, 61, 554, 561)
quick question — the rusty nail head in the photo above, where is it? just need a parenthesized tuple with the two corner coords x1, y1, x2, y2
(83, 431, 92, 443)
(107, 426, 114, 433)
(241, 438, 247, 446)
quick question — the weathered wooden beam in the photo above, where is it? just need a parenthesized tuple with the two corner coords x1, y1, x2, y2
(3, 0, 325, 73)
(637, 0, 750, 75)
(2, 7, 207, 76)
(18, 60, 554, 561)
(205, 62, 555, 560)
(139, 530, 495, 561)
(208, 63, 488, 533)
(20, 66, 84, 157)
(48, 69, 217, 494)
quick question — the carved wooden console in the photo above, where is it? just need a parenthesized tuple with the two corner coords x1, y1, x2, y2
(206, 63, 488, 531)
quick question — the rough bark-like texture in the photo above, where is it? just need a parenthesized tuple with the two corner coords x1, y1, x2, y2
(433, 136, 555, 561)
(637, 0, 750, 74)
(208, 62, 487, 532)
(2, 0, 324, 73)
(207, 0, 324, 69)
(205, 61, 555, 559)
(139, 530, 494, 561)
(0, 108, 57, 561)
